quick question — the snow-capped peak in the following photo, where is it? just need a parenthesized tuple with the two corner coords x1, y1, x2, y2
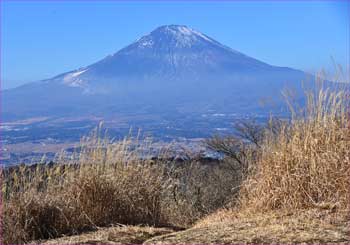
(166, 25, 212, 42)
(156, 25, 216, 46)
(131, 25, 218, 49)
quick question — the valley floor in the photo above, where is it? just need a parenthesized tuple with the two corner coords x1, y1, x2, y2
(37, 208, 350, 244)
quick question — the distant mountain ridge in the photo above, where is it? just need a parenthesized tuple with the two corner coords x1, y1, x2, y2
(3, 25, 312, 122)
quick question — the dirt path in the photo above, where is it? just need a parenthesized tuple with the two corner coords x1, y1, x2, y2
(145, 209, 350, 244)
(37, 226, 174, 244)
(38, 209, 350, 244)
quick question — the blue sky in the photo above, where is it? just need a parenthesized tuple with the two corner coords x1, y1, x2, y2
(1, 0, 349, 89)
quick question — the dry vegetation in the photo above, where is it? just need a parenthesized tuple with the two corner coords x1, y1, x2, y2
(36, 226, 174, 245)
(147, 83, 350, 244)
(1, 128, 239, 244)
(1, 78, 350, 244)
(239, 87, 350, 211)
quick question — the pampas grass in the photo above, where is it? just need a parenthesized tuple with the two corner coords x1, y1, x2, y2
(239, 84, 350, 211)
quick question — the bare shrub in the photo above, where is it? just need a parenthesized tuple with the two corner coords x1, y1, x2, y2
(162, 157, 240, 226)
(204, 120, 266, 207)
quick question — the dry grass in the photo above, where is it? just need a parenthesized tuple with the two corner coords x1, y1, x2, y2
(1, 129, 237, 244)
(2, 76, 349, 244)
(170, 82, 350, 244)
(1, 132, 169, 244)
(147, 208, 350, 244)
(239, 87, 350, 211)
(36, 226, 174, 244)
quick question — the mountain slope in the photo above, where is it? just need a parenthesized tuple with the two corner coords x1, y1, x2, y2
(2, 25, 311, 122)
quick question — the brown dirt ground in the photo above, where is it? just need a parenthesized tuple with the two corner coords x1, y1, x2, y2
(35, 226, 174, 244)
(37, 209, 350, 244)
(145, 208, 350, 244)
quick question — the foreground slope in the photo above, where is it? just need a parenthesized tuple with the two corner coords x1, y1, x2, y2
(145, 209, 350, 244)
(37, 209, 349, 244)
(37, 210, 349, 244)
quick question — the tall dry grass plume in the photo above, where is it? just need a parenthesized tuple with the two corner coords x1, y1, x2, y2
(1, 126, 237, 244)
(239, 74, 350, 211)
(1, 129, 171, 243)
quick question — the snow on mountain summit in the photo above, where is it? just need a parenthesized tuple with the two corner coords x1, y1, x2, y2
(152, 25, 215, 46)
(50, 24, 275, 91)
(132, 25, 222, 49)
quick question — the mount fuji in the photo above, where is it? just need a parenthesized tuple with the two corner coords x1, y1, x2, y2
(3, 25, 311, 124)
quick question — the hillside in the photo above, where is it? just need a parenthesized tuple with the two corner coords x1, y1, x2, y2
(146, 209, 350, 244)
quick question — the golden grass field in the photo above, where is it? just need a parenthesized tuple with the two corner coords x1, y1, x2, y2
(1, 77, 350, 244)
